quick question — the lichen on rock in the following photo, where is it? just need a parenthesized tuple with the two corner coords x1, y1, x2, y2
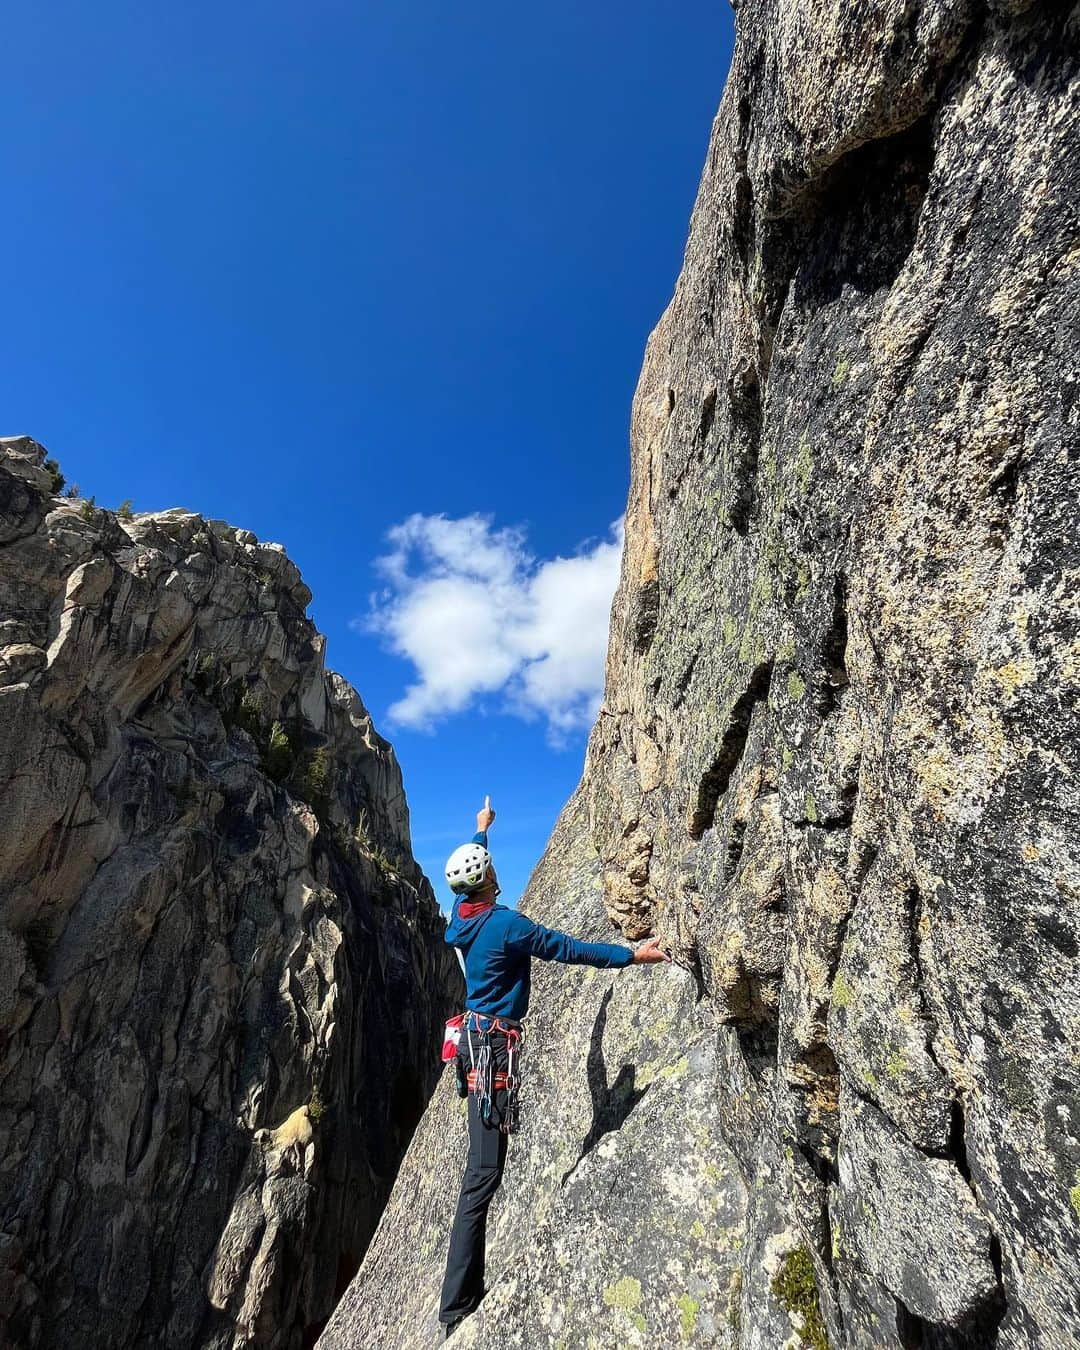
(323, 1, 1080, 1346)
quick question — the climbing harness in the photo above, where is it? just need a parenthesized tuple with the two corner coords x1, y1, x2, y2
(461, 1010, 525, 1134)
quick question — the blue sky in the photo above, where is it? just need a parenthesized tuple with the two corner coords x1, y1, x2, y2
(2, 1, 734, 909)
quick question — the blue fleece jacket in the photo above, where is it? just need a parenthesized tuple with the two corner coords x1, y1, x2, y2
(444, 831, 634, 1021)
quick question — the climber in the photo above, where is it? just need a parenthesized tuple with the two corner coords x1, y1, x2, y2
(438, 795, 669, 1339)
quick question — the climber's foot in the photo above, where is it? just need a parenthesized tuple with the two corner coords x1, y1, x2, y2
(444, 1318, 464, 1341)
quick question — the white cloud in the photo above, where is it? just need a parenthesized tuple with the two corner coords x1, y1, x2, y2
(366, 513, 623, 743)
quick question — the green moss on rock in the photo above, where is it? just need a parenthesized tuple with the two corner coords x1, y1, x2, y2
(772, 1247, 829, 1350)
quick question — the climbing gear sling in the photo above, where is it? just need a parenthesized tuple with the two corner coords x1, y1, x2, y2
(462, 1010, 524, 1134)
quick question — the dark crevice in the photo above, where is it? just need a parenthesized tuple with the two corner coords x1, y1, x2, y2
(698, 386, 718, 442)
(940, 1097, 1007, 1336)
(725, 360, 763, 535)
(687, 941, 708, 1003)
(688, 661, 773, 838)
(988, 1234, 1004, 1291)
(798, 1141, 838, 1189)
(734, 1022, 779, 1088)
(814, 575, 850, 719)
(723, 813, 748, 884)
(804, 114, 933, 303)
(719, 87, 934, 556)
(731, 92, 755, 268)
(719, 113, 935, 553)
(732, 168, 754, 267)
(853, 842, 874, 896)
(671, 649, 700, 709)
(389, 1067, 425, 1156)
(837, 776, 859, 821)
(895, 1276, 1007, 1348)
(975, 1239, 1008, 1347)
(895, 1300, 927, 1349)
(905, 884, 951, 1083)
(633, 578, 660, 654)
(948, 1099, 973, 1186)
(901, 946, 1009, 1344)
(818, 1183, 838, 1288)
(748, 112, 935, 436)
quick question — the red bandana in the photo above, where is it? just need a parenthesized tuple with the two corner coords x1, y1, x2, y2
(458, 897, 495, 920)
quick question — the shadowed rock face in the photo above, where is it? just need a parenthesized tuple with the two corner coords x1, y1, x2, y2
(322, 3, 1079, 1347)
(0, 439, 463, 1349)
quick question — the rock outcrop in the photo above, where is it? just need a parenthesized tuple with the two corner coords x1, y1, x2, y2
(0, 438, 462, 1349)
(322, 3, 1080, 1347)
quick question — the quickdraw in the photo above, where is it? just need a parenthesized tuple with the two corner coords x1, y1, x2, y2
(461, 1010, 525, 1134)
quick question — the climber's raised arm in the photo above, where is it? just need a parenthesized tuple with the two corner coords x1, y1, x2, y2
(474, 794, 495, 843)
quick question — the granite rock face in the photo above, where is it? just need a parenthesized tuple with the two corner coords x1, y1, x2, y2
(324, 2, 1079, 1347)
(0, 438, 463, 1349)
(319, 789, 756, 1350)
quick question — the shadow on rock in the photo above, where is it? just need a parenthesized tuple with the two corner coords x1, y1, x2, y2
(561, 986, 648, 1185)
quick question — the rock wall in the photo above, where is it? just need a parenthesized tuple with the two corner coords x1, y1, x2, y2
(320, 788, 753, 1349)
(322, 3, 1080, 1347)
(0, 438, 463, 1349)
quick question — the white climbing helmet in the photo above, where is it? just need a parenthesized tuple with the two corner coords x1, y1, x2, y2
(444, 842, 492, 894)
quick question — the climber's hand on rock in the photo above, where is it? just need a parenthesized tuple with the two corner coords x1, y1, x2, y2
(477, 794, 496, 832)
(632, 937, 670, 964)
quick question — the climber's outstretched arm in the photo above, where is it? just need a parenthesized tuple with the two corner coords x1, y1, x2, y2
(504, 914, 669, 968)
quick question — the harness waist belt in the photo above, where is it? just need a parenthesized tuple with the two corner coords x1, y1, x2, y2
(464, 1009, 522, 1032)
(466, 1069, 518, 1093)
